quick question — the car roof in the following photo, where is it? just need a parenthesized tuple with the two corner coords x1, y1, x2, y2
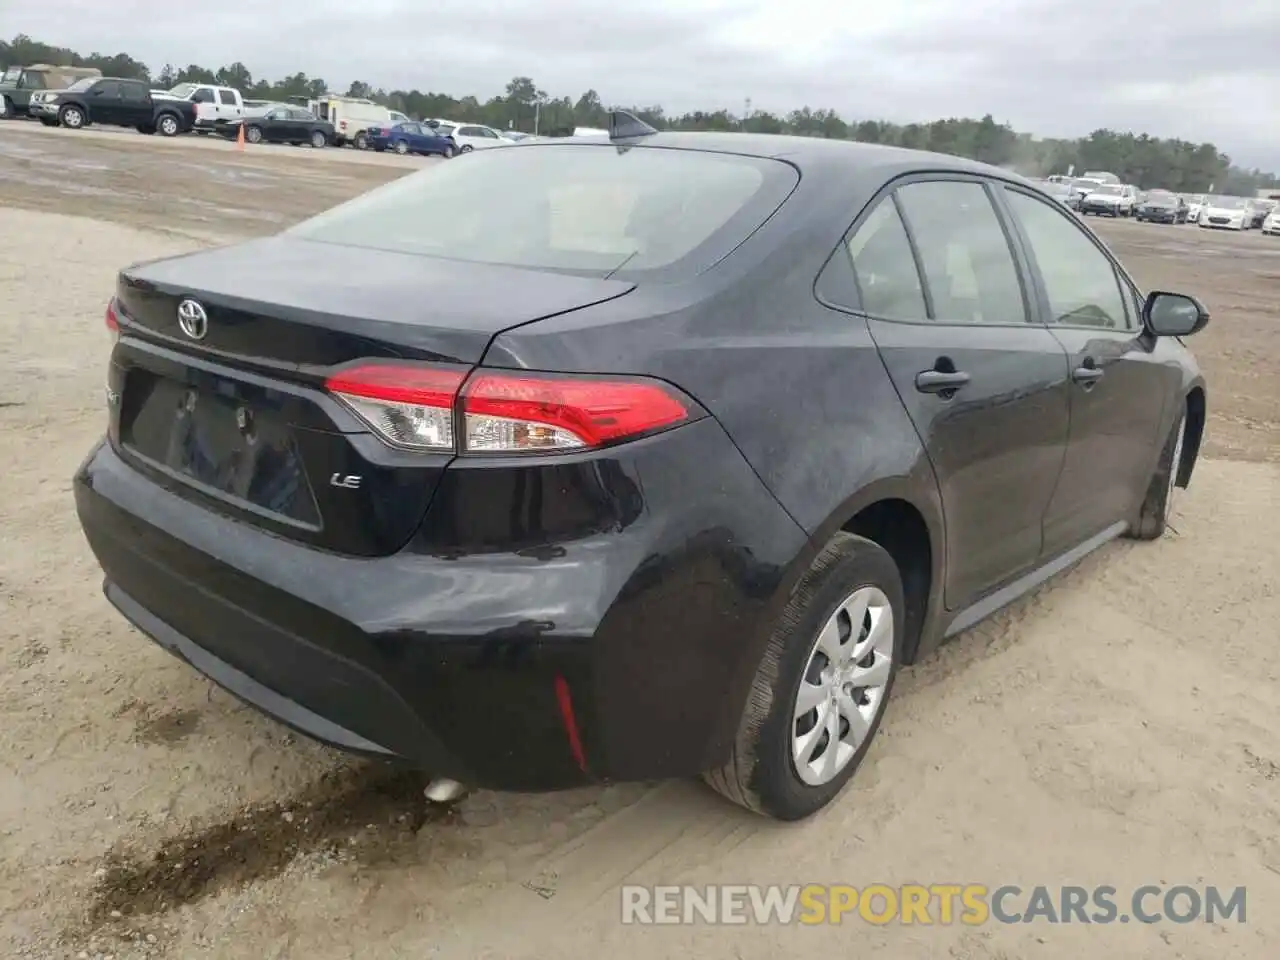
(521, 130, 1037, 192)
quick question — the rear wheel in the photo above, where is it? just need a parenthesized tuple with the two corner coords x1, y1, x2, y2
(156, 113, 181, 137)
(394, 139, 409, 155)
(245, 125, 263, 144)
(310, 129, 326, 148)
(443, 145, 455, 158)
(459, 144, 473, 153)
(1128, 406, 1185, 541)
(705, 533, 902, 820)
(355, 132, 369, 150)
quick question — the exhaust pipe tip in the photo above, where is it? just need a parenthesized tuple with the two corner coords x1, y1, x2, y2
(423, 777, 468, 804)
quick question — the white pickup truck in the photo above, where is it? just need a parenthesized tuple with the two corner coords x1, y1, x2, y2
(163, 83, 244, 132)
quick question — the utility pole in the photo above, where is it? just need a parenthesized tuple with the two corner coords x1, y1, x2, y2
(743, 97, 751, 130)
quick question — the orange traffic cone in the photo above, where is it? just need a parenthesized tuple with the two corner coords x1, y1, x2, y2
(236, 123, 245, 151)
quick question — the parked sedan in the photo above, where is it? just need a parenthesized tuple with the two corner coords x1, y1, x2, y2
(1134, 190, 1188, 223)
(1198, 196, 1251, 230)
(75, 118, 1208, 822)
(218, 106, 333, 147)
(367, 121, 456, 157)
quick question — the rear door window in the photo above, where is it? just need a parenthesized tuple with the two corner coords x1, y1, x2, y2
(218, 89, 237, 105)
(895, 180, 1029, 324)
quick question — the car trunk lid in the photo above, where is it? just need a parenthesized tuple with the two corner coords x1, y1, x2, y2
(109, 239, 635, 556)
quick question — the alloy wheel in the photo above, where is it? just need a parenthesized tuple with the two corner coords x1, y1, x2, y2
(792, 586, 894, 786)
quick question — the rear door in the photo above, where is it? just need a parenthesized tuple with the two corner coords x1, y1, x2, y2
(998, 186, 1172, 555)
(118, 80, 151, 126)
(216, 88, 241, 123)
(843, 177, 1071, 608)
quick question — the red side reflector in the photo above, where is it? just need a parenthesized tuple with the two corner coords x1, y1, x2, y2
(461, 373, 689, 448)
(554, 675, 587, 773)
(324, 363, 466, 408)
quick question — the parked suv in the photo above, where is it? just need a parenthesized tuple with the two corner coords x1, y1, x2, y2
(28, 76, 196, 135)
(75, 126, 1208, 822)
(1079, 183, 1137, 217)
(0, 63, 101, 119)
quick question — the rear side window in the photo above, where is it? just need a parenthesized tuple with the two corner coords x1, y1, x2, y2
(218, 89, 237, 105)
(843, 199, 927, 321)
(896, 180, 1028, 324)
(120, 82, 147, 102)
(1004, 189, 1131, 330)
(286, 144, 798, 280)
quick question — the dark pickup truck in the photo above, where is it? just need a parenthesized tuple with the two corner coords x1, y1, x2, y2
(26, 76, 196, 136)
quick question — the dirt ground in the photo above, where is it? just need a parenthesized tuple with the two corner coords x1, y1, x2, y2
(1, 121, 1278, 960)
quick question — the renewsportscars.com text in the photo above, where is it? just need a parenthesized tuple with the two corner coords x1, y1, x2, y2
(620, 884, 1247, 926)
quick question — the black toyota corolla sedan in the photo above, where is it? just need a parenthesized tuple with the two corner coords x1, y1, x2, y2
(74, 113, 1209, 821)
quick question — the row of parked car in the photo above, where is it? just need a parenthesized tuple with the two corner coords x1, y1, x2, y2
(0, 64, 538, 156)
(1033, 172, 1279, 234)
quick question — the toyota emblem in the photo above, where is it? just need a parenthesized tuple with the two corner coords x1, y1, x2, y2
(177, 298, 209, 340)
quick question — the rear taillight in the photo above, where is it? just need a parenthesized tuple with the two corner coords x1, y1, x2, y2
(461, 371, 689, 452)
(326, 364, 466, 452)
(324, 363, 692, 455)
(105, 300, 120, 339)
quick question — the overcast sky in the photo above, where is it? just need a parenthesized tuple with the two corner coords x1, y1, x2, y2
(15, 0, 1280, 169)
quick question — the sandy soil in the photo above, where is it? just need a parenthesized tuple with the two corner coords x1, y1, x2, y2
(1, 122, 1278, 959)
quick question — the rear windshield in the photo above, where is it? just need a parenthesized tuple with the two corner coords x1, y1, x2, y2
(286, 144, 798, 279)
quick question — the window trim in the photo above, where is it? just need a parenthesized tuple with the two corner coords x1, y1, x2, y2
(998, 185, 1138, 333)
(815, 171, 1039, 329)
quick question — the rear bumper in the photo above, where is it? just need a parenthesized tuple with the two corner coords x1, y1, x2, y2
(74, 419, 808, 790)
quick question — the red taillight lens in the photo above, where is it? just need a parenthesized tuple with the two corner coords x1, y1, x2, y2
(105, 300, 121, 338)
(323, 363, 692, 454)
(325, 363, 466, 452)
(461, 372, 689, 452)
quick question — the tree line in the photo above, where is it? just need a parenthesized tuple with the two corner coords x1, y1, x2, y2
(3, 33, 1276, 195)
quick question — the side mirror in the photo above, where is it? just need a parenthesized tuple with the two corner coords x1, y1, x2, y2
(1144, 291, 1209, 338)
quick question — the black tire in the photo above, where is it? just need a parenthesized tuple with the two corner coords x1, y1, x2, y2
(310, 130, 326, 149)
(704, 533, 903, 821)
(443, 145, 455, 158)
(394, 139, 409, 155)
(1127, 405, 1185, 541)
(58, 105, 85, 129)
(156, 113, 181, 137)
(459, 144, 473, 153)
(355, 132, 369, 150)
(245, 125, 263, 144)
